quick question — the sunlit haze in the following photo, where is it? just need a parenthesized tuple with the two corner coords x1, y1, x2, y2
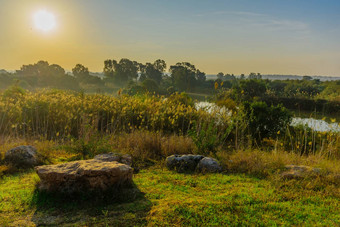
(0, 0, 340, 76)
(33, 10, 56, 32)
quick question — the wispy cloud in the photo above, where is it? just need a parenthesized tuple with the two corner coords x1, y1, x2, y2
(195, 10, 266, 17)
(196, 10, 310, 35)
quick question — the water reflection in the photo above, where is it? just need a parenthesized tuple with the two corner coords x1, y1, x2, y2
(196, 102, 340, 133)
(291, 118, 340, 133)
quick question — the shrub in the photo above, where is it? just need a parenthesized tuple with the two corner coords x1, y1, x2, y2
(242, 101, 292, 142)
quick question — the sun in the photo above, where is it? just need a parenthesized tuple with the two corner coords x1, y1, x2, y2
(33, 10, 56, 32)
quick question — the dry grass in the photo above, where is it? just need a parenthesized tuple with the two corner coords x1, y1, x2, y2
(102, 131, 196, 169)
(218, 149, 340, 176)
(217, 149, 340, 197)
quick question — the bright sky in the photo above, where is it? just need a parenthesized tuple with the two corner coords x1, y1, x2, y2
(0, 0, 340, 76)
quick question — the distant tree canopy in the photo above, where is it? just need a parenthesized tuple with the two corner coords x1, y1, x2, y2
(1, 58, 338, 107)
(139, 59, 167, 84)
(104, 58, 166, 86)
(72, 64, 90, 80)
(248, 73, 262, 80)
(233, 79, 267, 101)
(169, 62, 206, 91)
(72, 63, 103, 85)
(16, 61, 78, 89)
(216, 72, 236, 81)
(17, 61, 64, 77)
(104, 58, 139, 84)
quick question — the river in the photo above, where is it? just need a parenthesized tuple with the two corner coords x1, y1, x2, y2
(196, 102, 340, 133)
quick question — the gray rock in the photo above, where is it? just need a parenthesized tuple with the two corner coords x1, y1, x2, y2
(35, 159, 133, 193)
(4, 145, 38, 168)
(197, 157, 222, 173)
(166, 154, 204, 173)
(94, 153, 132, 166)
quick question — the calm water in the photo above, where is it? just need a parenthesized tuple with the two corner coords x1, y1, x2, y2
(196, 102, 340, 133)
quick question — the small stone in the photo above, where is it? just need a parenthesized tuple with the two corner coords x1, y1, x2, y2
(166, 154, 204, 173)
(197, 157, 222, 173)
(4, 145, 38, 168)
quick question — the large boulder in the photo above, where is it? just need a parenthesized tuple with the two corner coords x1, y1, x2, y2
(4, 145, 38, 168)
(94, 153, 132, 166)
(197, 157, 222, 173)
(166, 154, 204, 173)
(281, 165, 321, 179)
(35, 159, 133, 193)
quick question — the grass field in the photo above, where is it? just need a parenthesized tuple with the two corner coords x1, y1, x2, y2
(1, 166, 339, 226)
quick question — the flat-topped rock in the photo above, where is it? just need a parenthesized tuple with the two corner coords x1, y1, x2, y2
(35, 159, 133, 193)
(281, 165, 321, 179)
(4, 145, 38, 168)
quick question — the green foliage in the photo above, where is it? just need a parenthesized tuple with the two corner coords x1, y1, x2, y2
(248, 72, 262, 79)
(242, 101, 292, 142)
(169, 62, 206, 91)
(166, 92, 194, 107)
(64, 135, 111, 160)
(189, 121, 218, 155)
(139, 60, 166, 84)
(15, 61, 79, 90)
(142, 79, 160, 94)
(0, 90, 230, 138)
(2, 84, 26, 101)
(233, 79, 267, 101)
(0, 73, 14, 90)
(188, 121, 231, 155)
(104, 58, 139, 84)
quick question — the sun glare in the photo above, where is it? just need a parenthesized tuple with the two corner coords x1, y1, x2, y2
(33, 10, 56, 32)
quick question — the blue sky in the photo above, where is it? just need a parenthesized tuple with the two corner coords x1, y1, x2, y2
(1, 0, 340, 75)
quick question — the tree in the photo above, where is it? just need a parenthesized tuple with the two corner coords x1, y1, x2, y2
(249, 72, 262, 80)
(103, 60, 114, 79)
(105, 58, 139, 84)
(142, 79, 160, 93)
(138, 59, 167, 84)
(217, 72, 224, 80)
(16, 61, 75, 88)
(143, 63, 163, 84)
(224, 74, 236, 80)
(153, 59, 167, 73)
(268, 81, 287, 96)
(196, 70, 206, 84)
(234, 79, 267, 101)
(72, 64, 90, 81)
(169, 62, 205, 91)
(303, 75, 312, 81)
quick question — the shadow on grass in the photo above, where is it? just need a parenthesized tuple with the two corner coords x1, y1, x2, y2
(30, 182, 152, 226)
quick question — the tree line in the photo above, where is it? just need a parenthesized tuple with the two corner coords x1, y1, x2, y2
(0, 59, 339, 102)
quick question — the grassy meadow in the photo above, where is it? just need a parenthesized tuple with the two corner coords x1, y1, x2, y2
(0, 88, 339, 226)
(1, 165, 339, 226)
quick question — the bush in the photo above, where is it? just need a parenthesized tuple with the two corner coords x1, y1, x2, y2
(167, 92, 194, 107)
(242, 101, 292, 142)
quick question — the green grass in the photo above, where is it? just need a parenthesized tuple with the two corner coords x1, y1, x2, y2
(0, 167, 339, 226)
